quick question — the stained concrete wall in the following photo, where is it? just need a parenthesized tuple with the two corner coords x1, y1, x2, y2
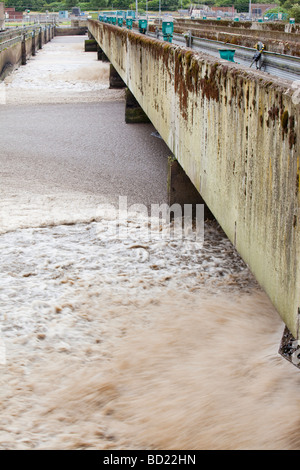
(172, 19, 300, 56)
(88, 20, 300, 338)
(0, 41, 22, 77)
(0, 26, 54, 79)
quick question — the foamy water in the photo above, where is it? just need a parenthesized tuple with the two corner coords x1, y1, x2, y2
(0, 35, 299, 451)
(3, 36, 124, 104)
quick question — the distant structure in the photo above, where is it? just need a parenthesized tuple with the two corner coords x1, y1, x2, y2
(249, 3, 278, 17)
(0, 3, 5, 30)
(59, 10, 69, 20)
(211, 6, 237, 16)
(71, 7, 81, 16)
(4, 7, 23, 22)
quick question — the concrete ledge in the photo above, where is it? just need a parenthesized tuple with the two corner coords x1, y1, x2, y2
(55, 26, 87, 36)
(168, 20, 300, 56)
(0, 26, 55, 80)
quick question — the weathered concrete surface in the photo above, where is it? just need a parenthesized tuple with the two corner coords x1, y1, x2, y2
(172, 19, 300, 56)
(109, 63, 126, 89)
(55, 26, 87, 36)
(88, 19, 300, 338)
(0, 26, 54, 79)
(84, 38, 97, 52)
(176, 18, 300, 34)
(0, 41, 22, 77)
(125, 87, 150, 123)
(168, 158, 214, 220)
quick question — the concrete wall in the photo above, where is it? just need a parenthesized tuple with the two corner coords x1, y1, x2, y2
(176, 18, 300, 34)
(0, 41, 22, 77)
(0, 25, 55, 79)
(172, 19, 300, 56)
(55, 26, 87, 36)
(89, 20, 300, 338)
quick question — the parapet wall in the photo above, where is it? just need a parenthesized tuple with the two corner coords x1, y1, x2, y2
(174, 19, 300, 56)
(0, 25, 54, 79)
(89, 20, 300, 338)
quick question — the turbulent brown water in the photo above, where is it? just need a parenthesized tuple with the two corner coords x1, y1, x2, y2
(0, 35, 299, 451)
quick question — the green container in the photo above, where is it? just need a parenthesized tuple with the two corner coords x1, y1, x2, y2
(202, 16, 206, 20)
(111, 16, 117, 25)
(234, 17, 239, 21)
(219, 49, 236, 62)
(126, 18, 133, 29)
(258, 18, 263, 23)
(139, 18, 147, 33)
(117, 17, 123, 26)
(290, 18, 295, 24)
(217, 16, 221, 20)
(162, 17, 174, 42)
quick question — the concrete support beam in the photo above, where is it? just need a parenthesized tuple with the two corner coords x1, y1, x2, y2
(21, 38, 26, 65)
(97, 44, 109, 62)
(84, 39, 97, 52)
(168, 158, 214, 220)
(32, 33, 36, 56)
(125, 88, 150, 124)
(109, 64, 126, 89)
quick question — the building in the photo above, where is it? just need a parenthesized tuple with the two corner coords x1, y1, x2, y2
(5, 7, 23, 22)
(211, 6, 237, 15)
(59, 10, 69, 20)
(250, 4, 278, 17)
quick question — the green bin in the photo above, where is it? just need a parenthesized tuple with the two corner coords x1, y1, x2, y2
(139, 18, 147, 34)
(126, 18, 133, 29)
(162, 17, 174, 43)
(117, 17, 123, 26)
(219, 49, 236, 62)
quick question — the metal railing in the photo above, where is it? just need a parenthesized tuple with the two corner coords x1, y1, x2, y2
(0, 35, 23, 52)
(0, 24, 54, 44)
(145, 27, 300, 81)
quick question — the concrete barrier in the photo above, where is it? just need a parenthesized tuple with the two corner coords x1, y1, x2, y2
(0, 25, 54, 79)
(173, 19, 300, 56)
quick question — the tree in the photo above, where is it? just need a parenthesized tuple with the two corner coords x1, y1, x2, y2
(289, 2, 300, 20)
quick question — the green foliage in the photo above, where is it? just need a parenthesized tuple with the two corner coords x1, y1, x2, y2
(2, 0, 299, 22)
(265, 5, 289, 14)
(289, 2, 300, 20)
(4, 0, 47, 11)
